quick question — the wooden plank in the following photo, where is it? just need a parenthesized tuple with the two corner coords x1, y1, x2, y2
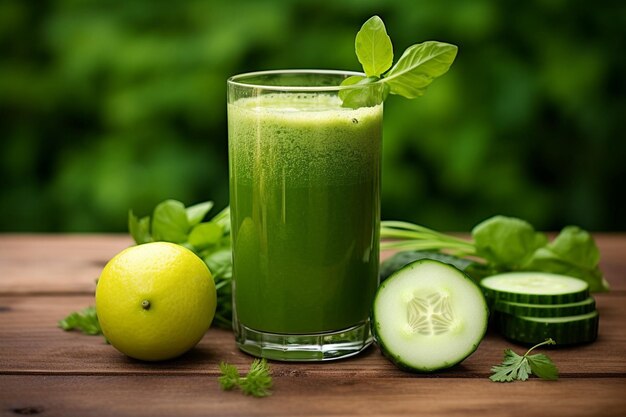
(0, 375, 624, 417)
(1, 294, 624, 376)
(1, 234, 623, 295)
(0, 235, 131, 295)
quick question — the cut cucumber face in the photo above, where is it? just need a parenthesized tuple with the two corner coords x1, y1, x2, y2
(372, 259, 488, 372)
(496, 310, 599, 345)
(481, 272, 589, 305)
(494, 297, 596, 318)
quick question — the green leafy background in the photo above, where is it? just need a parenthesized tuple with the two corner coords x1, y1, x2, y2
(2, 0, 624, 232)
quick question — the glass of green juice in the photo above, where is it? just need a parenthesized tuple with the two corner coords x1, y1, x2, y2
(227, 70, 385, 361)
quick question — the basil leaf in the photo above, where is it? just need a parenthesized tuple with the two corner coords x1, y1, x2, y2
(151, 199, 190, 243)
(383, 41, 458, 98)
(128, 210, 153, 244)
(188, 222, 223, 250)
(186, 201, 214, 226)
(472, 215, 547, 268)
(339, 75, 387, 109)
(355, 15, 393, 77)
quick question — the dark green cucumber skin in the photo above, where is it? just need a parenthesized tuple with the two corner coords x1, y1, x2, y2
(371, 259, 489, 373)
(482, 287, 589, 305)
(494, 297, 596, 318)
(495, 311, 599, 346)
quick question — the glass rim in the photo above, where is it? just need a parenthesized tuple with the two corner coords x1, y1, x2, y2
(227, 69, 371, 92)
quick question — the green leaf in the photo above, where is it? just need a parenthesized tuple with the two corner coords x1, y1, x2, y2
(522, 226, 608, 292)
(490, 349, 525, 382)
(186, 201, 214, 227)
(339, 75, 387, 109)
(58, 306, 102, 335)
(240, 359, 273, 397)
(218, 362, 240, 391)
(490, 339, 558, 382)
(472, 215, 547, 268)
(188, 222, 223, 250)
(355, 15, 393, 77)
(151, 199, 190, 243)
(204, 248, 233, 329)
(383, 41, 458, 98)
(527, 353, 559, 380)
(128, 210, 153, 244)
(218, 359, 272, 398)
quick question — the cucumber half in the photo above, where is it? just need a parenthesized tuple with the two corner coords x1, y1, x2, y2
(496, 310, 599, 345)
(372, 259, 488, 372)
(481, 272, 589, 305)
(494, 297, 596, 318)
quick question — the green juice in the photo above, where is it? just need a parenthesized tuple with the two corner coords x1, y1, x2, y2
(228, 93, 382, 334)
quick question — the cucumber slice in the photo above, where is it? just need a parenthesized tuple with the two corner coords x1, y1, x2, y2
(481, 272, 589, 305)
(494, 297, 596, 318)
(372, 259, 488, 372)
(496, 310, 599, 345)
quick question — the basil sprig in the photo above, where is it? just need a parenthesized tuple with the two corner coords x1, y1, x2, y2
(340, 16, 458, 108)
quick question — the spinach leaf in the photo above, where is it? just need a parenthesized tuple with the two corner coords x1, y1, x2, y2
(472, 215, 547, 269)
(151, 199, 190, 243)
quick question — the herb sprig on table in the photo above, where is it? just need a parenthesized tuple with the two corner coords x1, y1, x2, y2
(219, 359, 273, 397)
(58, 306, 102, 335)
(490, 339, 559, 382)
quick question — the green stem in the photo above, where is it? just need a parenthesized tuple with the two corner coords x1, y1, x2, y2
(381, 221, 474, 247)
(524, 338, 556, 356)
(380, 240, 476, 255)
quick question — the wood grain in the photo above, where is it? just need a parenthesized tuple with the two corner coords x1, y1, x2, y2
(1, 234, 623, 294)
(0, 294, 624, 376)
(0, 234, 625, 417)
(1, 376, 625, 417)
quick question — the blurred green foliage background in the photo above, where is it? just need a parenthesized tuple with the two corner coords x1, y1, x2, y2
(1, 0, 625, 232)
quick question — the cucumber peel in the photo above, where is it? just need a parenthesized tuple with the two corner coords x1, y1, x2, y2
(372, 259, 488, 372)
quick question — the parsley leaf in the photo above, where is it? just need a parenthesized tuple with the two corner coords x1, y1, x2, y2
(490, 339, 558, 382)
(58, 306, 102, 336)
(218, 359, 273, 397)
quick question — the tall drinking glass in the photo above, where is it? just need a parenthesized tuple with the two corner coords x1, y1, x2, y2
(227, 70, 384, 361)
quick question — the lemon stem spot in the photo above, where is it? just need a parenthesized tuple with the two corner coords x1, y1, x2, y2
(141, 300, 151, 310)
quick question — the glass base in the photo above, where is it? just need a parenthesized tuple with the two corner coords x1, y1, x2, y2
(234, 320, 373, 361)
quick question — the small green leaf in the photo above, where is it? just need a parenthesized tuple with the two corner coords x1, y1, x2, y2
(355, 15, 393, 77)
(218, 362, 240, 391)
(59, 306, 102, 335)
(218, 359, 272, 398)
(522, 226, 608, 292)
(527, 354, 559, 380)
(472, 215, 547, 268)
(186, 201, 214, 227)
(188, 222, 223, 250)
(383, 41, 458, 98)
(128, 210, 153, 244)
(151, 200, 190, 243)
(490, 339, 559, 382)
(211, 206, 231, 235)
(339, 76, 388, 109)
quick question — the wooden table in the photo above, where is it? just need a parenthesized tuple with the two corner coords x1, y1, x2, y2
(0, 235, 625, 416)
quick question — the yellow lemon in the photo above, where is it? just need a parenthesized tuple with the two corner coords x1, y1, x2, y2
(95, 242, 216, 361)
